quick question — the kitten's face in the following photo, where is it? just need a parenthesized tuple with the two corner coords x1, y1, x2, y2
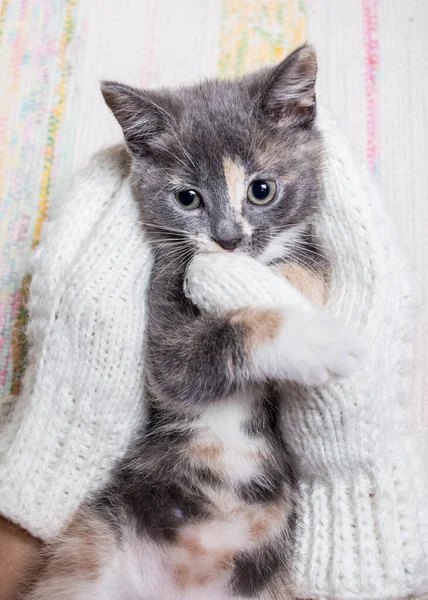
(102, 45, 324, 265)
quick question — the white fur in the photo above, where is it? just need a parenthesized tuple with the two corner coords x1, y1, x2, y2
(222, 156, 253, 236)
(192, 232, 224, 254)
(223, 156, 245, 215)
(250, 306, 362, 387)
(189, 390, 269, 484)
(256, 224, 307, 265)
(29, 527, 281, 600)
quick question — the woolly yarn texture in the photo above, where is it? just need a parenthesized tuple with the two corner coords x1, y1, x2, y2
(0, 111, 427, 599)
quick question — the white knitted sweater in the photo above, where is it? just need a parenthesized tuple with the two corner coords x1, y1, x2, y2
(0, 111, 427, 600)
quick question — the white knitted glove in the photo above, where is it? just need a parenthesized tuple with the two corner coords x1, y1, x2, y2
(0, 112, 427, 600)
(0, 146, 152, 538)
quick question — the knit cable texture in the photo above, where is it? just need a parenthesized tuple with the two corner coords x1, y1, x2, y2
(0, 111, 427, 599)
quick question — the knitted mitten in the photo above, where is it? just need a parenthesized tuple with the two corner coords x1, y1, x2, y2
(0, 146, 152, 538)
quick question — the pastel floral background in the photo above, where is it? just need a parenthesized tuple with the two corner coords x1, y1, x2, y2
(1, 0, 427, 443)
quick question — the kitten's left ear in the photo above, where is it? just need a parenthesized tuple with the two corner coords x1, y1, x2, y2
(260, 44, 317, 127)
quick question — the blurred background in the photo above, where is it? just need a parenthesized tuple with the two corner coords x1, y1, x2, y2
(0, 0, 427, 441)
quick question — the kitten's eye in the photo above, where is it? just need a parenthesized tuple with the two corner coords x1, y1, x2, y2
(176, 189, 203, 210)
(247, 180, 277, 205)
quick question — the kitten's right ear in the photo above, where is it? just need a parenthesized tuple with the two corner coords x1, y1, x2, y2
(101, 81, 169, 155)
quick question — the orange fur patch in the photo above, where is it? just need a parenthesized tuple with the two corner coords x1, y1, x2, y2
(230, 308, 284, 352)
(249, 517, 269, 540)
(195, 443, 223, 462)
(275, 262, 327, 306)
(178, 535, 207, 557)
(173, 564, 191, 589)
(215, 551, 235, 571)
(48, 512, 114, 581)
(195, 572, 211, 586)
(173, 534, 235, 591)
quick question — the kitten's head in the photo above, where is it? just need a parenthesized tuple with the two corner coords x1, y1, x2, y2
(101, 45, 324, 264)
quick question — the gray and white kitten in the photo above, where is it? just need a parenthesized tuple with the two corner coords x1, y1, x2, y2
(27, 46, 360, 600)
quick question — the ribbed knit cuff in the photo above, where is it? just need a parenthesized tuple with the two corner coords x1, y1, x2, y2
(295, 470, 428, 600)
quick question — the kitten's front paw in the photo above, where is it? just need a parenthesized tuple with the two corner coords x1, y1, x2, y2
(290, 310, 362, 386)
(249, 307, 363, 387)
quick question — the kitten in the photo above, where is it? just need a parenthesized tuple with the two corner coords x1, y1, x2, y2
(26, 46, 360, 600)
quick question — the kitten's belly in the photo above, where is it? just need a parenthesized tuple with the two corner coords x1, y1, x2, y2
(187, 388, 270, 486)
(81, 508, 287, 600)
(75, 390, 288, 599)
(93, 538, 237, 600)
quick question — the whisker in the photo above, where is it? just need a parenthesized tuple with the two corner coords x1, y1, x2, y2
(153, 244, 193, 262)
(165, 249, 194, 295)
(151, 239, 190, 246)
(170, 132, 198, 171)
(286, 254, 321, 280)
(285, 240, 332, 262)
(153, 146, 192, 172)
(140, 220, 190, 236)
(149, 250, 190, 291)
(259, 227, 332, 263)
